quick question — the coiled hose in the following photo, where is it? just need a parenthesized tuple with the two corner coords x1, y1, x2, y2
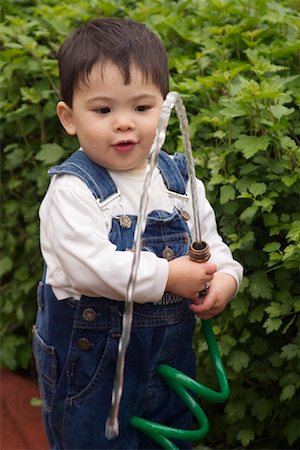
(130, 319, 230, 449)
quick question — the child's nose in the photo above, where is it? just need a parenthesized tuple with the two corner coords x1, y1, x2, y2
(113, 114, 135, 132)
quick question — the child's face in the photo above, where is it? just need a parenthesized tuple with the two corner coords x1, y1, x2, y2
(57, 62, 164, 171)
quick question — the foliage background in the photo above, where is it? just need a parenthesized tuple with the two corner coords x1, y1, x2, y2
(1, 0, 300, 448)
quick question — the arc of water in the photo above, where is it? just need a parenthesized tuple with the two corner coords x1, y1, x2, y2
(105, 91, 207, 439)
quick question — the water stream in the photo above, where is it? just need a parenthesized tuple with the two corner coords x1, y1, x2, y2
(105, 91, 205, 439)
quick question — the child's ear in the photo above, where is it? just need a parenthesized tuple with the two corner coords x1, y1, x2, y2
(57, 101, 77, 135)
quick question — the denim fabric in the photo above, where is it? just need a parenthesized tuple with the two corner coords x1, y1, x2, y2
(48, 150, 188, 201)
(48, 149, 119, 201)
(33, 151, 196, 449)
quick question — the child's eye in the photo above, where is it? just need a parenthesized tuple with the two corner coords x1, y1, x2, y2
(95, 107, 110, 114)
(136, 105, 150, 112)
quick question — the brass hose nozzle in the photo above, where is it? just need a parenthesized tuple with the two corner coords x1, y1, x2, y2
(190, 241, 211, 299)
(189, 241, 210, 263)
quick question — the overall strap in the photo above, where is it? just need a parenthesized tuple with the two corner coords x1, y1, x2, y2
(48, 150, 119, 203)
(157, 151, 188, 195)
(48, 149, 189, 202)
(157, 151, 189, 195)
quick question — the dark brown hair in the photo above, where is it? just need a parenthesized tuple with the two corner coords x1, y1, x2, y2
(57, 18, 169, 107)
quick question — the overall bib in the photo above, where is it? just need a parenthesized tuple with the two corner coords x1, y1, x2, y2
(33, 150, 196, 450)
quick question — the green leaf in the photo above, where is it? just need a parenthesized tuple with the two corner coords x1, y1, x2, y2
(249, 305, 265, 323)
(264, 213, 278, 226)
(240, 205, 258, 222)
(234, 135, 270, 159)
(220, 98, 249, 118)
(0, 257, 13, 277)
(4, 146, 25, 170)
(227, 350, 250, 372)
(269, 352, 284, 368)
(284, 418, 300, 445)
(251, 398, 273, 421)
(249, 271, 273, 299)
(263, 242, 281, 252)
(280, 385, 296, 402)
(20, 86, 41, 104)
(35, 144, 65, 164)
(294, 297, 300, 313)
(248, 182, 267, 197)
(237, 429, 255, 447)
(265, 301, 282, 318)
(280, 135, 299, 152)
(263, 317, 282, 334)
(225, 400, 246, 421)
(281, 175, 297, 187)
(213, 130, 226, 139)
(220, 185, 236, 204)
(219, 334, 237, 356)
(230, 296, 248, 317)
(270, 104, 294, 120)
(281, 343, 300, 361)
(30, 397, 43, 407)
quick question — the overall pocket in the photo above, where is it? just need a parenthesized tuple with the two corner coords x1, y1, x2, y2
(66, 329, 119, 404)
(32, 325, 57, 412)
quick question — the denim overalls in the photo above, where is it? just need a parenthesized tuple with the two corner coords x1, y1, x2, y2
(33, 150, 196, 450)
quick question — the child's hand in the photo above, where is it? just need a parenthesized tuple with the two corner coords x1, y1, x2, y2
(189, 272, 237, 319)
(166, 256, 217, 301)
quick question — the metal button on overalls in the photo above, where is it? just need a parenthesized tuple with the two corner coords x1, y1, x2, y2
(119, 215, 132, 228)
(162, 245, 175, 261)
(78, 338, 93, 351)
(180, 210, 190, 221)
(82, 308, 96, 321)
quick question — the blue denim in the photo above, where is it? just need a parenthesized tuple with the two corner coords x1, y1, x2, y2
(33, 150, 196, 449)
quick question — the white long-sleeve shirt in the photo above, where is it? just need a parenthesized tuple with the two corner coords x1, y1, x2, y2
(39, 162, 243, 303)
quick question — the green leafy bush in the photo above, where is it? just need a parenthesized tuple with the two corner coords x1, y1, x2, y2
(1, 0, 300, 448)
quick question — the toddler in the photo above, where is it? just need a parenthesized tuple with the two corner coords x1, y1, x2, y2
(33, 17, 243, 450)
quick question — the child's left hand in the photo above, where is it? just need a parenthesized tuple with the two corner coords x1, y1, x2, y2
(189, 272, 237, 320)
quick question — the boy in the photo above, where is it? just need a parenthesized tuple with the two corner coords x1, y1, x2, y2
(33, 18, 243, 450)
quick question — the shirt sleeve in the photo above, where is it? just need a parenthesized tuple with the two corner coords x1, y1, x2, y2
(40, 175, 169, 303)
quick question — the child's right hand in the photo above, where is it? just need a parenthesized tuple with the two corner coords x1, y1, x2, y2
(166, 255, 217, 302)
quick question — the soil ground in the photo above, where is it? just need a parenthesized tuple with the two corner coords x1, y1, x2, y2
(0, 368, 48, 449)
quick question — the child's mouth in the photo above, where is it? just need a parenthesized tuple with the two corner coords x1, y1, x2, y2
(113, 140, 136, 153)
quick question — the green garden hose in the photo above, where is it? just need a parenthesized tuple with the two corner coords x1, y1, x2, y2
(105, 93, 231, 448)
(130, 319, 230, 449)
